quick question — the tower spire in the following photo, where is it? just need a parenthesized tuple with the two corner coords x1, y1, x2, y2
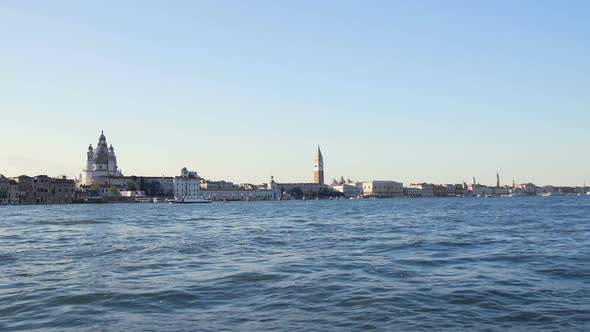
(314, 145, 324, 185)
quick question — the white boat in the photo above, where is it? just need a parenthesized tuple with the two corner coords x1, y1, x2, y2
(168, 197, 211, 204)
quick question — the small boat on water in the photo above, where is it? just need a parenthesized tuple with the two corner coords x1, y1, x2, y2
(168, 197, 211, 204)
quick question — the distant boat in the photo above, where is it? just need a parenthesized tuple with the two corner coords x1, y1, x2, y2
(168, 197, 211, 204)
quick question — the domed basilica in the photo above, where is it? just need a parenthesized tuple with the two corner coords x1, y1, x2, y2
(79, 131, 123, 186)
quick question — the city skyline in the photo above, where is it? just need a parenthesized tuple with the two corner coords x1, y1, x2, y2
(0, 129, 586, 188)
(1, 1, 589, 186)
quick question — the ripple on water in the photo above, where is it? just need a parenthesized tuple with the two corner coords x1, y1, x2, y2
(0, 197, 589, 331)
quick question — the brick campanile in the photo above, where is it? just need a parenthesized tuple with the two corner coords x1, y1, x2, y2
(314, 145, 324, 185)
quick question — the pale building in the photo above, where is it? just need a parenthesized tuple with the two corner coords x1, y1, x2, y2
(332, 183, 358, 198)
(470, 184, 494, 197)
(403, 187, 423, 198)
(79, 131, 123, 186)
(331, 177, 362, 198)
(200, 181, 239, 190)
(199, 176, 279, 201)
(512, 183, 536, 196)
(173, 167, 201, 199)
(362, 180, 403, 198)
(408, 183, 434, 197)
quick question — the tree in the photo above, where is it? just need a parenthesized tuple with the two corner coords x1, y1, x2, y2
(148, 181, 161, 196)
(89, 183, 100, 196)
(109, 186, 120, 197)
(287, 187, 304, 200)
(304, 189, 317, 200)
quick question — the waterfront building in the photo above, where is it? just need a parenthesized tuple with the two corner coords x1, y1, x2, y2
(469, 184, 493, 197)
(173, 167, 201, 200)
(201, 180, 239, 190)
(49, 176, 77, 204)
(3, 175, 76, 204)
(403, 187, 423, 198)
(330, 177, 363, 198)
(331, 183, 358, 198)
(515, 183, 537, 196)
(0, 175, 18, 204)
(34, 175, 53, 203)
(445, 184, 456, 197)
(469, 184, 508, 197)
(433, 185, 448, 197)
(314, 146, 324, 185)
(362, 180, 403, 198)
(173, 168, 279, 201)
(79, 131, 123, 187)
(201, 176, 279, 201)
(408, 183, 434, 197)
(455, 183, 467, 197)
(493, 186, 509, 196)
(558, 186, 577, 195)
(12, 175, 35, 203)
(0, 175, 9, 204)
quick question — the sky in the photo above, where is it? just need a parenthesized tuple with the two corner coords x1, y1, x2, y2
(1, 0, 589, 186)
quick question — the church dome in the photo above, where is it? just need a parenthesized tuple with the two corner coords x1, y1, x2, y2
(93, 148, 109, 164)
(91, 130, 111, 164)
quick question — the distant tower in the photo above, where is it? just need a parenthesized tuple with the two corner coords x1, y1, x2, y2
(314, 145, 324, 185)
(496, 171, 500, 188)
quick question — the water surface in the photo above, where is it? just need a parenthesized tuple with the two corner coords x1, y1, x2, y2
(1, 197, 589, 331)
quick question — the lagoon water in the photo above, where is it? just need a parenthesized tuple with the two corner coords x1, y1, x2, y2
(1, 197, 589, 331)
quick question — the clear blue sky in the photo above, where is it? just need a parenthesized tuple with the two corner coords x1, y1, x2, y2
(1, 0, 588, 186)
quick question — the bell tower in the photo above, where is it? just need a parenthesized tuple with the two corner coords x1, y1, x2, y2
(314, 145, 324, 185)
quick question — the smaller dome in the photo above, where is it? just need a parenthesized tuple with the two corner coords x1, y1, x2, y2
(109, 144, 114, 151)
(88, 144, 93, 151)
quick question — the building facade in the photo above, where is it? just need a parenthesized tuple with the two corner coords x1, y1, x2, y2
(403, 187, 424, 197)
(201, 176, 279, 201)
(331, 183, 358, 198)
(408, 183, 434, 197)
(2, 175, 76, 204)
(0, 175, 19, 204)
(173, 168, 201, 199)
(79, 131, 123, 187)
(362, 180, 403, 198)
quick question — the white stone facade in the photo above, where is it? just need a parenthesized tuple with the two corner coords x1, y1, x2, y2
(79, 131, 122, 186)
(173, 168, 201, 199)
(362, 180, 403, 198)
